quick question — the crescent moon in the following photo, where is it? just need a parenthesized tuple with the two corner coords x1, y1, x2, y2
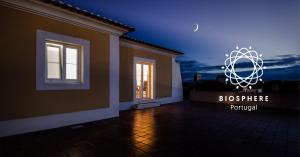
(193, 24, 199, 32)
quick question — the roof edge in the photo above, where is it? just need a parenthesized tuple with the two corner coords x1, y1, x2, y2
(42, 0, 135, 32)
(120, 36, 184, 55)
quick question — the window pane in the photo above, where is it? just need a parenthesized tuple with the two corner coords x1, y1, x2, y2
(136, 64, 142, 86)
(46, 45, 61, 79)
(143, 64, 149, 81)
(143, 64, 149, 98)
(66, 47, 78, 80)
(66, 64, 78, 80)
(47, 63, 61, 79)
(66, 48, 78, 64)
(136, 64, 142, 99)
(46, 46, 60, 63)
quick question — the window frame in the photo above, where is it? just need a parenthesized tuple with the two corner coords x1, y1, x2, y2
(45, 41, 82, 84)
(36, 30, 90, 90)
(64, 44, 81, 82)
(133, 57, 156, 103)
(45, 42, 63, 81)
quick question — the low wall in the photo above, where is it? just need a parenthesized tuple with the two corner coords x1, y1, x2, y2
(190, 90, 299, 110)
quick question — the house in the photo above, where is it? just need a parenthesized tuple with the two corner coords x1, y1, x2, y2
(194, 72, 201, 82)
(0, 0, 183, 137)
(216, 74, 226, 84)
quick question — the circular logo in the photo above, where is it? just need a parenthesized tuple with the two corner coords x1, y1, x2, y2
(222, 46, 265, 89)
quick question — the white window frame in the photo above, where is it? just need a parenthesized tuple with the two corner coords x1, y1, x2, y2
(36, 30, 90, 90)
(133, 57, 156, 103)
(45, 41, 81, 83)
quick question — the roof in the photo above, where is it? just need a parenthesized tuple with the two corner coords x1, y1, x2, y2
(121, 36, 184, 55)
(42, 0, 134, 32)
(42, 0, 183, 55)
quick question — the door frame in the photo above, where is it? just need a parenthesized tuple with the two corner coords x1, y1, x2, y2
(133, 57, 156, 103)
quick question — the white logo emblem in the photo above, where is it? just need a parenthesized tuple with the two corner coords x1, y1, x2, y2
(221, 46, 265, 89)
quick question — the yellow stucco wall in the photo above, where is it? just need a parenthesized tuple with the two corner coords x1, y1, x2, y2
(120, 41, 173, 102)
(0, 5, 110, 121)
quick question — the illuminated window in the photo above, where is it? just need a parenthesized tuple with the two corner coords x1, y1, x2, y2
(46, 44, 61, 79)
(66, 47, 79, 80)
(45, 42, 81, 82)
(135, 62, 154, 100)
(36, 30, 90, 90)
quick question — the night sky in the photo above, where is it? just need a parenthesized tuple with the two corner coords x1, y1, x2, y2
(61, 0, 299, 82)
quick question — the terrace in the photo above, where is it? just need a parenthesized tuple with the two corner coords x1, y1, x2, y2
(0, 102, 299, 157)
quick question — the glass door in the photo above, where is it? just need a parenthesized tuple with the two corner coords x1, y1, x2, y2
(136, 62, 153, 100)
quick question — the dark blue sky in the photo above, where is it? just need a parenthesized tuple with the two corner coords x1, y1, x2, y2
(61, 0, 299, 81)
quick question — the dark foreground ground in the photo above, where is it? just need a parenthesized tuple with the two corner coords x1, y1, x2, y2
(0, 102, 299, 157)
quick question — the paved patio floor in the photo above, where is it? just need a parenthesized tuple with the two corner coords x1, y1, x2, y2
(0, 102, 299, 157)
